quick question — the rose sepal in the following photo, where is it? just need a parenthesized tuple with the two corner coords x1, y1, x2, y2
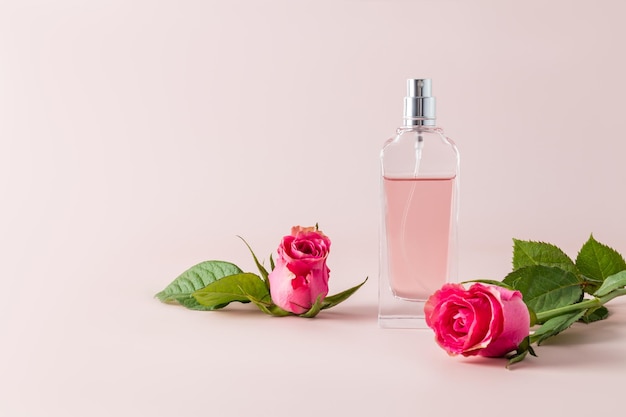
(299, 295, 325, 318)
(506, 336, 537, 369)
(238, 236, 271, 291)
(296, 277, 369, 317)
(463, 279, 515, 290)
(320, 277, 369, 311)
(528, 307, 538, 327)
(246, 278, 369, 318)
(246, 294, 293, 317)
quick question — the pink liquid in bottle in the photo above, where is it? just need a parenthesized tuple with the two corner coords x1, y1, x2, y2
(383, 176, 455, 300)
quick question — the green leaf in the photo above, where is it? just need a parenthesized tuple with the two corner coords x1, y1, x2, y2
(503, 265, 583, 316)
(531, 310, 586, 345)
(579, 306, 609, 323)
(238, 236, 271, 289)
(321, 277, 368, 310)
(192, 273, 270, 309)
(576, 235, 626, 293)
(592, 270, 626, 297)
(155, 261, 243, 310)
(512, 239, 578, 274)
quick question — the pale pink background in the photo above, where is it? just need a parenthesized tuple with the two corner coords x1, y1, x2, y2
(2, 1, 626, 416)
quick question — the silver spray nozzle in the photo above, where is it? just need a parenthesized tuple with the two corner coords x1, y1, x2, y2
(403, 78, 436, 126)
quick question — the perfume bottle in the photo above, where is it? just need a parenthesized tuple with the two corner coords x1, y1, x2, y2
(379, 79, 460, 329)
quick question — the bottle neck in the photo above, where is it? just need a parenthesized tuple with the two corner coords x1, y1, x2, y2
(403, 95, 436, 126)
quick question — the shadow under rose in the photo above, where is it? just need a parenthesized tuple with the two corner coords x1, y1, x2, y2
(187, 300, 379, 322)
(312, 303, 378, 322)
(536, 319, 622, 346)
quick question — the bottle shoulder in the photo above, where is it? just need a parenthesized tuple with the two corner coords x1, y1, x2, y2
(383, 125, 458, 153)
(395, 125, 444, 135)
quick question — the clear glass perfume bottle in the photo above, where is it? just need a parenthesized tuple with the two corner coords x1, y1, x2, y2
(379, 79, 460, 329)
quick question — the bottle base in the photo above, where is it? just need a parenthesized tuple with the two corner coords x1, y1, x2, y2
(378, 290, 430, 329)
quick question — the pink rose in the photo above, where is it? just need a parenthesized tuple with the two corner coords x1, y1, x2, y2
(268, 226, 331, 314)
(425, 283, 530, 358)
